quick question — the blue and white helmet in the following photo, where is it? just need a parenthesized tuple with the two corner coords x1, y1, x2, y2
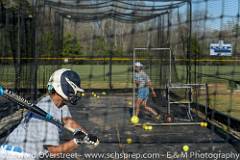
(48, 68, 84, 104)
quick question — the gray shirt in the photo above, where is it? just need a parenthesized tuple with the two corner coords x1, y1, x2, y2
(134, 71, 150, 88)
(6, 95, 71, 156)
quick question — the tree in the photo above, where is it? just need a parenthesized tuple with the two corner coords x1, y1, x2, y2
(62, 33, 82, 56)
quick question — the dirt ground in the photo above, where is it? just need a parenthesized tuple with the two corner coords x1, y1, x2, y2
(64, 92, 238, 160)
(0, 92, 238, 160)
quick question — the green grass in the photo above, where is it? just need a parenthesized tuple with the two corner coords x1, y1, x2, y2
(175, 65, 240, 120)
(0, 64, 133, 88)
(176, 65, 240, 83)
(1, 63, 240, 120)
(1, 64, 239, 88)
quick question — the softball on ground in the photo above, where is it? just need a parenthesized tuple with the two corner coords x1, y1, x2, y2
(203, 122, 208, 127)
(148, 125, 153, 131)
(182, 145, 189, 152)
(102, 91, 106, 95)
(126, 138, 132, 144)
(131, 115, 139, 124)
(200, 122, 205, 127)
(142, 123, 148, 130)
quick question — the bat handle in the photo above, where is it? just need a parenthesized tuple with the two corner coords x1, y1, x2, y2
(0, 86, 4, 96)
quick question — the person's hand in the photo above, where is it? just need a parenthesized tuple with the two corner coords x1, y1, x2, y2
(152, 90, 157, 97)
(73, 128, 99, 147)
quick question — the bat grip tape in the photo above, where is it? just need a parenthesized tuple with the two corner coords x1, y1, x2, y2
(0, 86, 4, 96)
(46, 114, 53, 121)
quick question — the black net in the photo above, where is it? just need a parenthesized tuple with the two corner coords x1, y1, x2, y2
(0, 1, 186, 93)
(0, 0, 239, 159)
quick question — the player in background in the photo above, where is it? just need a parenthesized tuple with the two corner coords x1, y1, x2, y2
(134, 62, 161, 121)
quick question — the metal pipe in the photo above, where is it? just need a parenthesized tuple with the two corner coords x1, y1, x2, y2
(135, 122, 202, 126)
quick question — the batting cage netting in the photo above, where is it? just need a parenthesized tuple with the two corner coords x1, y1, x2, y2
(0, 0, 239, 159)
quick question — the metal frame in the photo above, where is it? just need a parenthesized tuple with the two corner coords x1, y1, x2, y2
(167, 83, 207, 121)
(135, 122, 204, 126)
(133, 47, 172, 115)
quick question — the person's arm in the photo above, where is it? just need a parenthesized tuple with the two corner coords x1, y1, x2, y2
(47, 140, 78, 154)
(147, 80, 157, 97)
(47, 117, 85, 154)
(62, 117, 86, 132)
(135, 80, 139, 88)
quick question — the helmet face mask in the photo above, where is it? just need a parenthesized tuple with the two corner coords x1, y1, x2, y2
(134, 66, 141, 72)
(67, 93, 81, 105)
(48, 69, 84, 105)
